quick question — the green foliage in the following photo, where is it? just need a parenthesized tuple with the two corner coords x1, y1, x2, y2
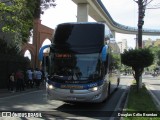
(0, 38, 30, 74)
(0, 39, 20, 55)
(127, 84, 157, 111)
(0, 0, 36, 43)
(0, 0, 56, 44)
(121, 48, 154, 69)
(121, 48, 154, 90)
(156, 49, 160, 66)
(124, 84, 159, 120)
(145, 46, 160, 71)
(111, 53, 121, 69)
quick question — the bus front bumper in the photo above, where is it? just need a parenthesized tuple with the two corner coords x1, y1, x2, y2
(46, 86, 104, 103)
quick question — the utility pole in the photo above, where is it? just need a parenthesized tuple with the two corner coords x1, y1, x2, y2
(137, 0, 146, 48)
(133, 0, 158, 89)
(134, 0, 159, 48)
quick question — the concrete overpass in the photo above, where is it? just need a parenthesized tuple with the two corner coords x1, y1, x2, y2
(72, 0, 160, 36)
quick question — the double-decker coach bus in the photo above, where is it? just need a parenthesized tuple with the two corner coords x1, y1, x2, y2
(39, 22, 121, 103)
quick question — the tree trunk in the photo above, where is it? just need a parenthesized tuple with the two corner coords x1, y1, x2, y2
(133, 67, 143, 91)
(139, 75, 142, 88)
(138, 28, 142, 48)
(135, 69, 140, 91)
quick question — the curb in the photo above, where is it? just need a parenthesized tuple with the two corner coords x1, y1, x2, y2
(119, 85, 131, 120)
(145, 83, 160, 111)
(109, 85, 130, 120)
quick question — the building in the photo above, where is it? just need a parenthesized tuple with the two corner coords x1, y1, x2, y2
(117, 39, 127, 53)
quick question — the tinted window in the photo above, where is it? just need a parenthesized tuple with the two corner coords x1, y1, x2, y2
(50, 53, 102, 81)
(52, 23, 104, 53)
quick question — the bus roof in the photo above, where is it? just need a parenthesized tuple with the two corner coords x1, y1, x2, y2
(52, 22, 105, 53)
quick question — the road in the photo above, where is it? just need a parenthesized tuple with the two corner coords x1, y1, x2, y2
(0, 77, 133, 120)
(143, 75, 160, 104)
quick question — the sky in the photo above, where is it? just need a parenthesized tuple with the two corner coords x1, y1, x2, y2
(41, 0, 160, 48)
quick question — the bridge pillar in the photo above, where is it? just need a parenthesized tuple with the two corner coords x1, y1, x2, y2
(77, 3, 89, 22)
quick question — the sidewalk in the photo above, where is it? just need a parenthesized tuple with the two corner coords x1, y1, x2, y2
(0, 86, 45, 99)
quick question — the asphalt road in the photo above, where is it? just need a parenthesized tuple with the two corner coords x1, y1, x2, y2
(143, 75, 160, 107)
(0, 77, 133, 120)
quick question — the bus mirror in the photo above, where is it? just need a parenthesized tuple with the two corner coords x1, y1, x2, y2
(38, 45, 50, 61)
(101, 45, 108, 62)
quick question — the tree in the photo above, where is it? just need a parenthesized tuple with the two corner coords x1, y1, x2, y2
(33, 0, 56, 19)
(121, 48, 154, 91)
(149, 46, 160, 66)
(0, 38, 20, 55)
(156, 49, 160, 66)
(0, 0, 35, 44)
(133, 0, 159, 48)
(0, 0, 56, 45)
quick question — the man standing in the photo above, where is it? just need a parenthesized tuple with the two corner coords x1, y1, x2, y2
(35, 68, 42, 89)
(26, 69, 33, 88)
(15, 70, 24, 91)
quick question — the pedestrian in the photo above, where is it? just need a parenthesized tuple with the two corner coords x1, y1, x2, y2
(33, 69, 37, 87)
(9, 72, 15, 92)
(15, 70, 25, 91)
(26, 68, 33, 88)
(35, 68, 42, 89)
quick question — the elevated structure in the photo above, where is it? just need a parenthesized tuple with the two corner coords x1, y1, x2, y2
(72, 0, 160, 36)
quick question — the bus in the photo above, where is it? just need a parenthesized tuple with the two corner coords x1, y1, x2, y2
(39, 22, 121, 103)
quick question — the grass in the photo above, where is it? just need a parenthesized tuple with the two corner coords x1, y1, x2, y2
(123, 81, 160, 120)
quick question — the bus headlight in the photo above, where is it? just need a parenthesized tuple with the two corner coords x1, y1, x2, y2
(89, 86, 98, 91)
(89, 86, 102, 92)
(48, 84, 54, 90)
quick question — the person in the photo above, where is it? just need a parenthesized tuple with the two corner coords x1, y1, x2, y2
(26, 69, 33, 88)
(9, 72, 15, 92)
(33, 69, 37, 87)
(35, 68, 42, 89)
(15, 70, 25, 91)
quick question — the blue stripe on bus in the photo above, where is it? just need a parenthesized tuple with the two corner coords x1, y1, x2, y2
(47, 80, 104, 89)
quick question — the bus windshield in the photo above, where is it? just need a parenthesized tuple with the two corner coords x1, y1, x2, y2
(51, 53, 102, 81)
(52, 23, 104, 53)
